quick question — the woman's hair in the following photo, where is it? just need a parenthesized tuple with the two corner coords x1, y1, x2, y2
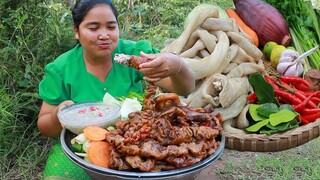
(72, 0, 118, 29)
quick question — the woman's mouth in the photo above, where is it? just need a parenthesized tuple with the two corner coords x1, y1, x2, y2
(98, 43, 111, 49)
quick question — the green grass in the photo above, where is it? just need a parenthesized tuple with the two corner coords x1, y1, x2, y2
(213, 137, 320, 180)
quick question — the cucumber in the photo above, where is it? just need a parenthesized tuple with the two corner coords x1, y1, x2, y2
(71, 142, 83, 152)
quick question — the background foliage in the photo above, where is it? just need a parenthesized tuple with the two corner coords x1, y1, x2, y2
(0, 0, 233, 179)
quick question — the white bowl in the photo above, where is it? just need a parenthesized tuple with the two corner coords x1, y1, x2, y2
(58, 102, 120, 134)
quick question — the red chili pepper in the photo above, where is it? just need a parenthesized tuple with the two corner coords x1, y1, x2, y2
(274, 89, 302, 105)
(300, 108, 320, 115)
(306, 101, 318, 108)
(275, 95, 290, 105)
(276, 80, 295, 91)
(292, 93, 314, 113)
(276, 80, 317, 108)
(264, 75, 279, 90)
(300, 116, 309, 125)
(279, 76, 310, 89)
(293, 83, 310, 91)
(247, 93, 257, 104)
(296, 90, 314, 97)
(300, 112, 320, 124)
(311, 97, 320, 106)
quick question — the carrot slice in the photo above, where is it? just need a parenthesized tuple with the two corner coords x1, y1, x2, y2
(87, 141, 110, 168)
(83, 126, 108, 141)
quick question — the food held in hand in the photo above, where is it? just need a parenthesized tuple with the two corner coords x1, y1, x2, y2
(114, 53, 150, 70)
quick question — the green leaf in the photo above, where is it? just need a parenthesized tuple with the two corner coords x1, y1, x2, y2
(287, 123, 299, 130)
(279, 104, 295, 112)
(248, 73, 279, 106)
(266, 123, 277, 130)
(269, 109, 299, 126)
(257, 103, 279, 117)
(249, 104, 267, 121)
(274, 122, 290, 131)
(290, 119, 299, 126)
(246, 119, 270, 132)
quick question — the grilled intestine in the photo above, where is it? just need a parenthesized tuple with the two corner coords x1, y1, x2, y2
(114, 53, 151, 70)
(105, 84, 223, 172)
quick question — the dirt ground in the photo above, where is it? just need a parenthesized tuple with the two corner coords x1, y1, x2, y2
(195, 150, 245, 180)
(195, 137, 320, 180)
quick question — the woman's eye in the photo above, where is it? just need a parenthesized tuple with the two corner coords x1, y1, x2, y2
(108, 26, 116, 30)
(88, 27, 98, 31)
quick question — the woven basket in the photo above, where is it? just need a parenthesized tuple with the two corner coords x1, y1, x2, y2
(225, 59, 320, 152)
(225, 118, 320, 152)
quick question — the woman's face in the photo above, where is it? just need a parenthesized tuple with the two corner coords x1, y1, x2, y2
(74, 4, 119, 60)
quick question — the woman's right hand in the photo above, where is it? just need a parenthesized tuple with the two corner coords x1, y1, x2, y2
(37, 100, 75, 138)
(57, 100, 75, 112)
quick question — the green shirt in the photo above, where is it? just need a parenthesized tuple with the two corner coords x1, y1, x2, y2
(39, 39, 160, 105)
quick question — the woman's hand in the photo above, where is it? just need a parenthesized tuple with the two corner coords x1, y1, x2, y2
(37, 100, 75, 137)
(57, 100, 75, 112)
(138, 51, 195, 96)
(138, 51, 181, 82)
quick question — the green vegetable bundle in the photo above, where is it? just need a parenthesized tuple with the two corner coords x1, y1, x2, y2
(246, 103, 299, 135)
(264, 0, 320, 71)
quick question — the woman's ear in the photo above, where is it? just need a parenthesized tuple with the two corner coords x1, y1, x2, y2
(73, 27, 79, 40)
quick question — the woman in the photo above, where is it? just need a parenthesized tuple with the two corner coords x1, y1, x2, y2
(37, 0, 195, 179)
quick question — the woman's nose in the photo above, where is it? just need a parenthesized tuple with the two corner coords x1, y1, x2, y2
(99, 29, 110, 39)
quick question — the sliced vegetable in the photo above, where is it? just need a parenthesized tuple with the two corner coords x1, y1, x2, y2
(107, 125, 116, 131)
(103, 92, 121, 106)
(82, 140, 91, 153)
(71, 143, 83, 153)
(75, 152, 88, 158)
(120, 97, 142, 120)
(87, 141, 111, 168)
(83, 126, 108, 141)
(71, 133, 87, 145)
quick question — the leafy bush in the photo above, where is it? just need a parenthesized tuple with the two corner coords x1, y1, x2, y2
(0, 0, 74, 178)
(116, 0, 234, 48)
(0, 0, 75, 94)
